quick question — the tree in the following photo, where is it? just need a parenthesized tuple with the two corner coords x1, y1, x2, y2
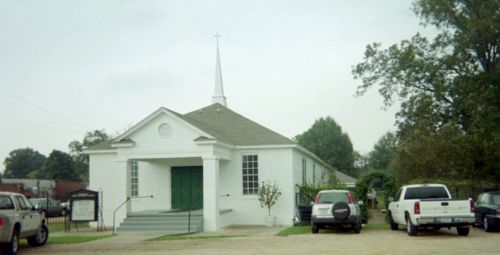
(352, 0, 500, 185)
(41, 150, 78, 180)
(368, 132, 397, 171)
(69, 129, 111, 182)
(296, 117, 355, 176)
(3, 148, 46, 178)
(258, 180, 282, 216)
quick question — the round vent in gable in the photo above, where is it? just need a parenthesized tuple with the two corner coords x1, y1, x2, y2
(158, 123, 173, 137)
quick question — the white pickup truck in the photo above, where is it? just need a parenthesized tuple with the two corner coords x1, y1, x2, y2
(387, 184, 475, 236)
(0, 192, 49, 255)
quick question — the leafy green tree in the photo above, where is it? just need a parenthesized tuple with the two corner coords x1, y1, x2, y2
(69, 129, 111, 182)
(41, 150, 78, 180)
(296, 117, 355, 176)
(352, 0, 500, 185)
(3, 148, 46, 178)
(394, 125, 476, 183)
(352, 151, 370, 177)
(368, 132, 397, 171)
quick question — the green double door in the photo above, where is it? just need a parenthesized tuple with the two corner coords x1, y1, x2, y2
(171, 166, 203, 210)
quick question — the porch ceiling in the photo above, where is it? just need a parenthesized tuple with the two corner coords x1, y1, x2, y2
(140, 157, 203, 166)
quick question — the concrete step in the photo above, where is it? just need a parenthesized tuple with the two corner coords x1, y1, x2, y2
(117, 214, 204, 233)
(116, 225, 203, 232)
(121, 221, 203, 227)
(124, 216, 203, 222)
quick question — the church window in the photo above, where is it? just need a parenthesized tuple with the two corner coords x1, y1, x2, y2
(242, 155, 258, 195)
(302, 159, 307, 184)
(312, 163, 316, 185)
(131, 160, 139, 197)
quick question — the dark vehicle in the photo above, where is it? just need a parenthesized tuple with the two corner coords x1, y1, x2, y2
(29, 198, 68, 217)
(475, 191, 500, 232)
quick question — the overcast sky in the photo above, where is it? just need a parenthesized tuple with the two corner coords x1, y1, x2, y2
(0, 0, 435, 170)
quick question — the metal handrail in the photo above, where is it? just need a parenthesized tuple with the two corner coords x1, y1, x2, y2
(112, 195, 153, 233)
(112, 197, 130, 233)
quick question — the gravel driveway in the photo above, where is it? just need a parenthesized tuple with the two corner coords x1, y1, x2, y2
(20, 227, 499, 255)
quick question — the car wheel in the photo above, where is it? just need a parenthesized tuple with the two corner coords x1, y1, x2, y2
(483, 217, 493, 232)
(61, 209, 67, 216)
(353, 222, 361, 234)
(457, 226, 470, 236)
(388, 212, 398, 231)
(27, 225, 49, 247)
(2, 229, 19, 255)
(406, 216, 417, 236)
(312, 224, 319, 234)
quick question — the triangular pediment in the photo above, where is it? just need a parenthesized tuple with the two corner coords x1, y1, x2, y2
(112, 107, 215, 146)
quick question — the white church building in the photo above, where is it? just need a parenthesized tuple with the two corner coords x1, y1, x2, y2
(86, 40, 355, 232)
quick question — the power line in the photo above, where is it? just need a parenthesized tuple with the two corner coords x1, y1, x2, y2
(0, 114, 84, 134)
(0, 89, 91, 129)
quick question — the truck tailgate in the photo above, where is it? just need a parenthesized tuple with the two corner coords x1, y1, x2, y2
(420, 200, 471, 217)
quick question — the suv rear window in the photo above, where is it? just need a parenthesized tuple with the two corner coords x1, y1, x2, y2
(404, 187, 449, 200)
(317, 192, 349, 204)
(492, 194, 500, 205)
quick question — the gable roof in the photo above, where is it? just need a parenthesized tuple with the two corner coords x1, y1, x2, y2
(182, 103, 295, 146)
(87, 103, 295, 151)
(335, 170, 358, 185)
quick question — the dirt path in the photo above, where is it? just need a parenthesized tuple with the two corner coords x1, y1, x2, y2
(368, 208, 386, 224)
(20, 228, 500, 255)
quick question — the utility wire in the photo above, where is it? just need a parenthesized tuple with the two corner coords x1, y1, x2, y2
(0, 89, 91, 129)
(0, 114, 84, 134)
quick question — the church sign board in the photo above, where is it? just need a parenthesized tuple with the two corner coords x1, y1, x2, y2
(69, 189, 98, 222)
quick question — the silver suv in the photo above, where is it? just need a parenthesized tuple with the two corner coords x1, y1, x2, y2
(311, 189, 363, 234)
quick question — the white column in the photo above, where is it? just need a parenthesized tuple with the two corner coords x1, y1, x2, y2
(202, 156, 220, 231)
(110, 160, 129, 229)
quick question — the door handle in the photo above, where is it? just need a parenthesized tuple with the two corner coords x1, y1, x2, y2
(396, 205, 399, 208)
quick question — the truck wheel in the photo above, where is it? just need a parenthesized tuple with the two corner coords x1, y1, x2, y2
(27, 225, 49, 247)
(483, 217, 493, 232)
(2, 229, 19, 255)
(406, 216, 418, 236)
(388, 212, 398, 230)
(457, 226, 470, 236)
(312, 224, 319, 234)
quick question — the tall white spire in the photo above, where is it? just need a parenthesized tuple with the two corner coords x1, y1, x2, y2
(212, 33, 227, 107)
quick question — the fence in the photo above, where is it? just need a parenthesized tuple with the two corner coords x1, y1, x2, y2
(29, 194, 69, 224)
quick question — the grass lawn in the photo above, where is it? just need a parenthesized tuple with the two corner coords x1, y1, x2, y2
(20, 234, 114, 245)
(276, 223, 390, 236)
(47, 235, 114, 244)
(48, 222, 90, 233)
(149, 234, 247, 241)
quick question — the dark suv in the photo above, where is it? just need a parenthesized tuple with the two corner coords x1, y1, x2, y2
(475, 191, 500, 232)
(311, 190, 363, 234)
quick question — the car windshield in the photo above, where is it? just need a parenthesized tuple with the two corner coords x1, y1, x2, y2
(404, 187, 450, 200)
(492, 194, 500, 205)
(0, 195, 14, 210)
(317, 192, 349, 204)
(30, 198, 48, 206)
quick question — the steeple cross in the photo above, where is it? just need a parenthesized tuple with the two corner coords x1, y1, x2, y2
(214, 33, 222, 45)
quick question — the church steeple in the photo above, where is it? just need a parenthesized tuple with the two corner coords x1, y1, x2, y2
(212, 33, 227, 107)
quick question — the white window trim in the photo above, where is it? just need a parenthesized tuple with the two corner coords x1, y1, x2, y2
(241, 152, 259, 196)
(131, 160, 139, 197)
